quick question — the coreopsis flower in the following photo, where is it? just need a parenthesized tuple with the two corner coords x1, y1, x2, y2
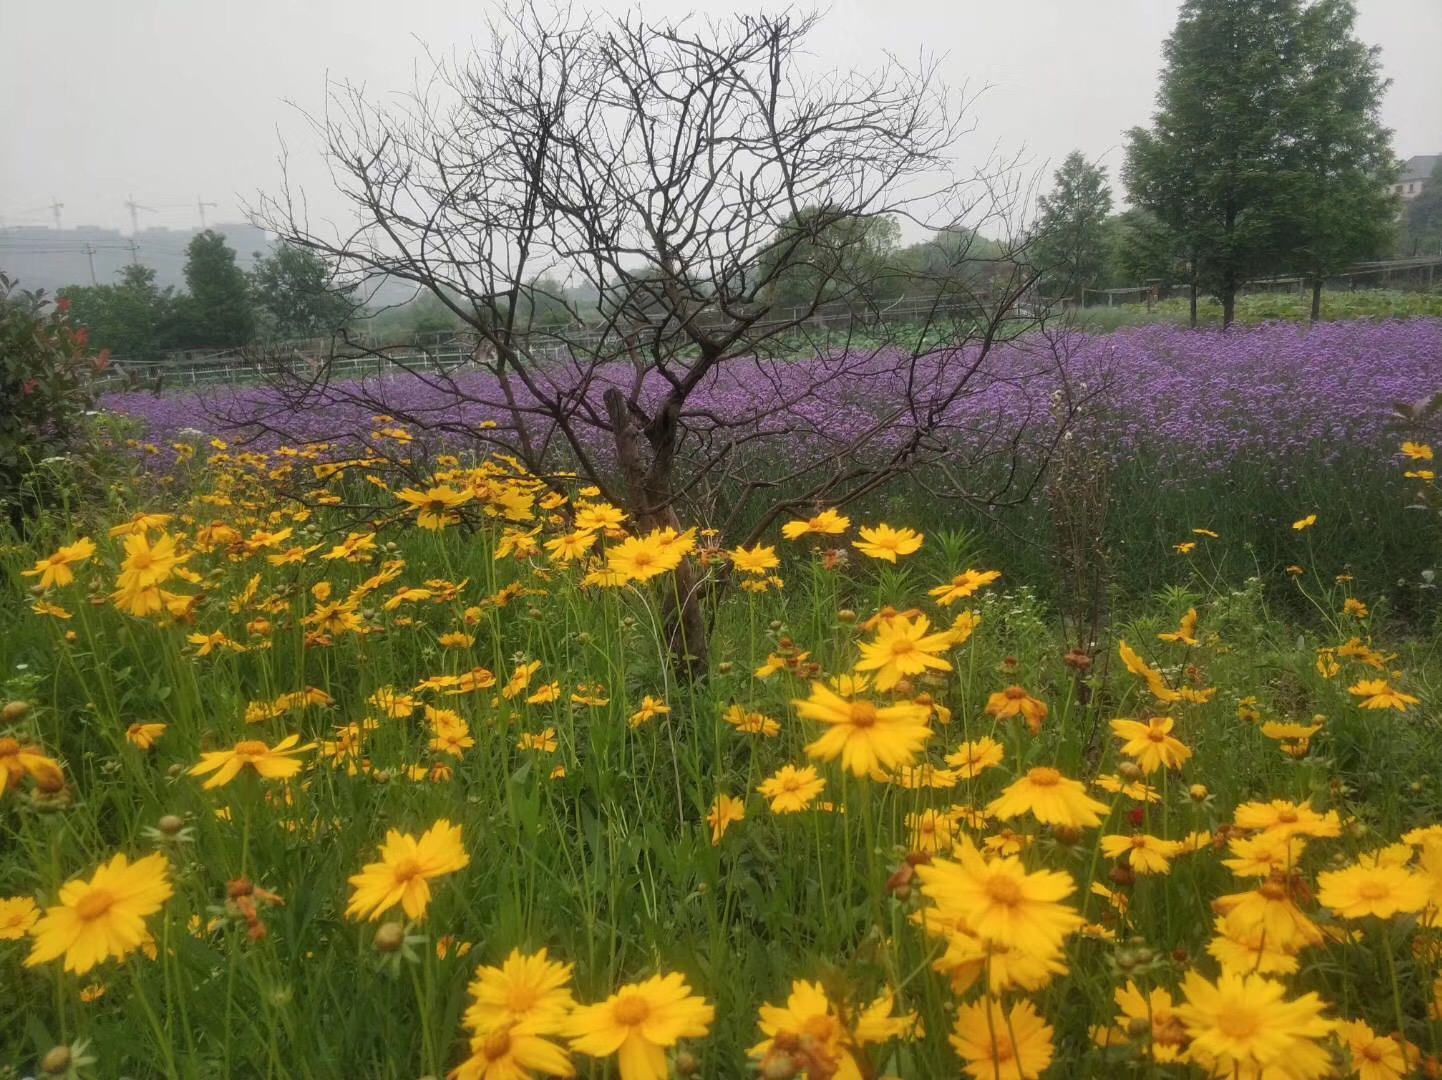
(1316, 859, 1430, 920)
(565, 973, 713, 1080)
(544, 531, 596, 565)
(503, 661, 543, 699)
(188, 734, 315, 789)
(0, 736, 64, 795)
(1292, 514, 1318, 531)
(320, 531, 378, 562)
(527, 682, 562, 705)
(31, 600, 72, 619)
(438, 631, 476, 649)
(450, 1027, 576, 1079)
(572, 502, 626, 535)
(21, 537, 96, 590)
(907, 808, 958, 853)
(345, 820, 470, 922)
(705, 795, 745, 845)
(944, 736, 1005, 779)
(0, 896, 40, 939)
(853, 613, 954, 690)
(24, 852, 173, 975)
(107, 511, 173, 538)
(728, 544, 779, 574)
(722, 705, 781, 737)
(1206, 915, 1300, 976)
(851, 523, 923, 562)
(1223, 834, 1307, 878)
(115, 531, 183, 591)
(463, 947, 576, 1036)
(1336, 1019, 1410, 1080)
(1097, 982, 1187, 1063)
(188, 630, 246, 656)
(1174, 541, 1197, 554)
(1117, 641, 1181, 703)
(1175, 971, 1334, 1079)
(627, 696, 669, 729)
(495, 526, 543, 561)
(517, 728, 559, 753)
(1348, 679, 1421, 711)
(1214, 879, 1324, 953)
(949, 996, 1054, 1080)
(751, 981, 916, 1079)
(928, 568, 1001, 606)
(125, 723, 166, 750)
(1157, 608, 1198, 645)
(1232, 799, 1341, 841)
(794, 683, 932, 777)
(396, 484, 473, 530)
(605, 532, 684, 583)
(987, 767, 1110, 829)
(1109, 716, 1192, 774)
(1343, 597, 1370, 619)
(757, 764, 825, 813)
(1260, 718, 1325, 742)
(1093, 773, 1161, 802)
(915, 838, 1083, 956)
(1100, 833, 1183, 875)
(1402, 441, 1434, 461)
(780, 508, 850, 540)
(984, 686, 1049, 734)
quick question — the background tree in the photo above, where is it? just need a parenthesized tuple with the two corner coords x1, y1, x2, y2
(1125, 0, 1299, 327)
(1101, 209, 1184, 291)
(248, 243, 356, 340)
(1276, 0, 1396, 322)
(175, 230, 254, 348)
(59, 264, 178, 362)
(1030, 152, 1112, 304)
(1401, 160, 1442, 257)
(755, 208, 902, 313)
(255, 6, 1052, 675)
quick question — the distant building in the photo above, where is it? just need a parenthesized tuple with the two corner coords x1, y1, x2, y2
(1393, 154, 1439, 202)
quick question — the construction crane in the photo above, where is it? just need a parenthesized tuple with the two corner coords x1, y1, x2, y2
(154, 197, 220, 228)
(124, 194, 156, 235)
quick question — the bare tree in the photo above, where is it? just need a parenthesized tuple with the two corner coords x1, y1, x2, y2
(251, 5, 1069, 676)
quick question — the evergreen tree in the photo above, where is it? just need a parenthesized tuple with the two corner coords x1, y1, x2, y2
(177, 230, 254, 347)
(1125, 0, 1301, 326)
(248, 243, 355, 341)
(1031, 152, 1113, 304)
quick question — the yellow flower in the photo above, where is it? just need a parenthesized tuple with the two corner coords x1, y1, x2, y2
(1348, 679, 1420, 711)
(949, 996, 1054, 1080)
(627, 695, 670, 729)
(345, 820, 470, 922)
(107, 511, 173, 538)
(722, 704, 781, 737)
(565, 973, 713, 1080)
(853, 613, 954, 690)
(1117, 641, 1180, 703)
(1173, 540, 1197, 554)
(606, 531, 684, 583)
(21, 537, 96, 589)
(463, 947, 576, 1036)
(24, 852, 173, 975)
(780, 508, 850, 540)
(545, 531, 596, 565)
(1336, 1018, 1411, 1080)
(188, 734, 315, 789)
(1214, 880, 1324, 953)
(438, 631, 476, 649)
(987, 766, 1110, 829)
(1316, 859, 1430, 920)
(1157, 608, 1198, 645)
(449, 1027, 576, 1080)
(396, 484, 473, 530)
(1175, 971, 1334, 1079)
(851, 523, 923, 562)
(1100, 833, 1182, 875)
(794, 683, 932, 777)
(915, 838, 1083, 956)
(1233, 799, 1341, 841)
(115, 531, 183, 592)
(705, 795, 745, 845)
(1109, 716, 1192, 774)
(751, 981, 915, 1078)
(0, 896, 40, 939)
(1343, 597, 1370, 618)
(944, 736, 1004, 779)
(1099, 981, 1187, 1063)
(928, 568, 1001, 606)
(1223, 834, 1306, 878)
(728, 544, 779, 574)
(0, 735, 64, 795)
(984, 686, 1048, 734)
(1292, 514, 1317, 531)
(125, 723, 166, 750)
(1401, 441, 1433, 461)
(757, 765, 825, 813)
(517, 728, 559, 753)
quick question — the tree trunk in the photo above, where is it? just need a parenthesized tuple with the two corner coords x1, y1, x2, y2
(1310, 276, 1323, 324)
(1221, 285, 1235, 328)
(1188, 275, 1198, 329)
(603, 387, 709, 681)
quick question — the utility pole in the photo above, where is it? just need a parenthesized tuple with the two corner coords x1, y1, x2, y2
(126, 239, 140, 267)
(197, 197, 218, 228)
(83, 243, 98, 285)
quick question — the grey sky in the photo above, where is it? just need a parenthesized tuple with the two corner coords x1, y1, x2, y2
(2, 0, 1438, 234)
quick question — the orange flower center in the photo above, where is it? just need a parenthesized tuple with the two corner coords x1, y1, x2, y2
(391, 856, 424, 884)
(985, 874, 1023, 905)
(612, 991, 651, 1026)
(1357, 881, 1391, 901)
(234, 740, 270, 760)
(0, 738, 18, 757)
(1026, 767, 1061, 787)
(506, 985, 539, 1014)
(1214, 1003, 1260, 1040)
(1004, 686, 1027, 700)
(888, 637, 915, 655)
(481, 1028, 512, 1061)
(848, 702, 879, 728)
(1146, 728, 1167, 742)
(75, 887, 116, 921)
(992, 1034, 1016, 1061)
(1276, 809, 1299, 823)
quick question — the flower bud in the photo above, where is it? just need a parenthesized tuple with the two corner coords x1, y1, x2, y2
(41, 1045, 72, 1075)
(157, 814, 186, 836)
(1117, 761, 1143, 781)
(2, 700, 29, 722)
(373, 923, 406, 953)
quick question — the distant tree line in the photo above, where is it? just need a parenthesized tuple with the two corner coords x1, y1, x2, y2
(58, 231, 355, 361)
(1034, 0, 1418, 326)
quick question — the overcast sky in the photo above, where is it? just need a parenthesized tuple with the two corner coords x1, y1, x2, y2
(2, 0, 1438, 234)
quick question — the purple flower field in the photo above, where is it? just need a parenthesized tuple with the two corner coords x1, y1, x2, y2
(104, 319, 1442, 481)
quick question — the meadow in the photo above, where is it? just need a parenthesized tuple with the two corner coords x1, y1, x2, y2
(3, 318, 1442, 1078)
